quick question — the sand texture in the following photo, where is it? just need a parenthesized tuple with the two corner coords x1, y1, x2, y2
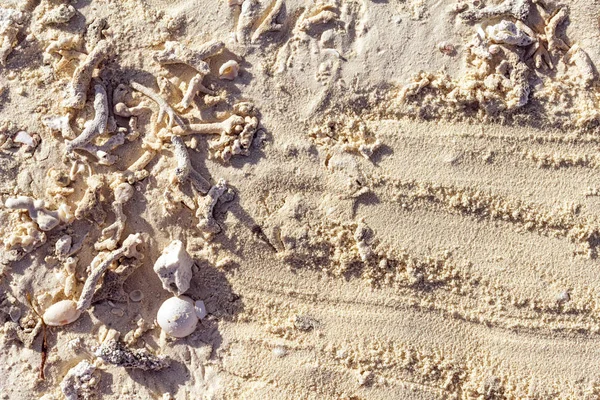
(2, 0, 600, 399)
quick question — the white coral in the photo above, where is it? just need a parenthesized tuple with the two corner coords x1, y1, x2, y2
(153, 240, 194, 296)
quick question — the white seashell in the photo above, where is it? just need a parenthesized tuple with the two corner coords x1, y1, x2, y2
(153, 240, 194, 296)
(194, 300, 207, 320)
(43, 299, 81, 326)
(156, 296, 198, 338)
(219, 60, 240, 80)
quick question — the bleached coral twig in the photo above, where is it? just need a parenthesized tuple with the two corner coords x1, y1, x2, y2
(77, 233, 144, 313)
(172, 115, 244, 136)
(545, 7, 569, 52)
(236, 0, 260, 44)
(130, 80, 186, 128)
(95, 181, 134, 251)
(63, 40, 112, 109)
(65, 84, 109, 155)
(154, 40, 225, 109)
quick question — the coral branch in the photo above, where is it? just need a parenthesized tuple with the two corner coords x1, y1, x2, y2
(63, 40, 112, 109)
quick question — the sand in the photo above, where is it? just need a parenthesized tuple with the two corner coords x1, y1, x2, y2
(2, 0, 600, 399)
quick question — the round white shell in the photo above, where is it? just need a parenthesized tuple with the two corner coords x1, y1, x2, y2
(43, 299, 81, 326)
(157, 296, 198, 338)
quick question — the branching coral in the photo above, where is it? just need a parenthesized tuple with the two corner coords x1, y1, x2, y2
(63, 40, 112, 109)
(172, 103, 260, 161)
(130, 80, 186, 128)
(65, 84, 109, 156)
(78, 233, 144, 312)
(95, 179, 134, 251)
(154, 40, 225, 109)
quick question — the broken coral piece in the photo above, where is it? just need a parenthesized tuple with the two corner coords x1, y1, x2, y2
(251, 0, 284, 43)
(459, 0, 530, 22)
(39, 3, 76, 26)
(42, 114, 76, 140)
(95, 179, 134, 251)
(0, 7, 24, 66)
(156, 295, 199, 338)
(153, 240, 194, 296)
(62, 39, 112, 109)
(60, 360, 98, 400)
(236, 0, 260, 44)
(197, 178, 229, 234)
(485, 20, 534, 46)
(5, 196, 66, 231)
(566, 44, 596, 85)
(65, 84, 109, 157)
(96, 338, 169, 371)
(75, 174, 106, 223)
(170, 135, 211, 194)
(172, 104, 259, 162)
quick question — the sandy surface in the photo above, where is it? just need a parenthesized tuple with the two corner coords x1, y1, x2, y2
(2, 0, 600, 399)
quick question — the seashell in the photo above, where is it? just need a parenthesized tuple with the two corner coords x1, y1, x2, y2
(129, 289, 144, 302)
(43, 299, 81, 326)
(156, 296, 198, 338)
(194, 300, 207, 320)
(219, 60, 240, 80)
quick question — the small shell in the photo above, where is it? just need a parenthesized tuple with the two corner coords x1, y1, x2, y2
(195, 300, 207, 320)
(219, 60, 240, 80)
(157, 296, 198, 338)
(129, 289, 144, 302)
(43, 299, 81, 326)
